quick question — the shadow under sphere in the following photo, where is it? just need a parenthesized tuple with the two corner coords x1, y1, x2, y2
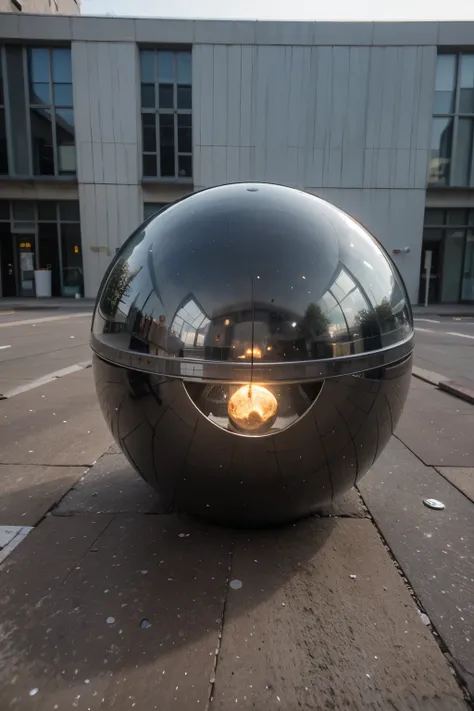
(91, 183, 414, 526)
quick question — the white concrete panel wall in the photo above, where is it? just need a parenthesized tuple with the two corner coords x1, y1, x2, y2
(72, 41, 142, 297)
(193, 44, 436, 190)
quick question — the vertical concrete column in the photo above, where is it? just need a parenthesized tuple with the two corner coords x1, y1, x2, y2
(72, 40, 142, 297)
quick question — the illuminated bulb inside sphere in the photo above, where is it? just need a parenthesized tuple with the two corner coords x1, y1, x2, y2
(228, 384, 278, 432)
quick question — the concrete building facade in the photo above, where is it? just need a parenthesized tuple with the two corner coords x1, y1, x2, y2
(0, 14, 474, 303)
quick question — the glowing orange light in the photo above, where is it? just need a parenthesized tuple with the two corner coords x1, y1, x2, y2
(245, 347, 262, 359)
(228, 384, 278, 432)
(224, 319, 231, 326)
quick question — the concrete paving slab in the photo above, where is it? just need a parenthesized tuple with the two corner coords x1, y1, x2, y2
(0, 369, 112, 466)
(436, 467, 474, 505)
(314, 487, 368, 517)
(0, 464, 86, 526)
(55, 453, 166, 515)
(56, 451, 367, 518)
(0, 514, 230, 711)
(359, 438, 474, 695)
(396, 383, 474, 466)
(213, 517, 467, 710)
(0, 525, 33, 563)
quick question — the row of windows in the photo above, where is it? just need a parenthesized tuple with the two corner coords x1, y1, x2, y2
(140, 50, 192, 179)
(5, 45, 474, 189)
(0, 46, 192, 181)
(430, 53, 474, 188)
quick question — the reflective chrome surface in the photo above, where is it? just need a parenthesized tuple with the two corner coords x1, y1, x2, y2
(91, 184, 414, 381)
(93, 353, 412, 526)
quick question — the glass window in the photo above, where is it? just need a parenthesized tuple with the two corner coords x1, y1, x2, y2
(431, 52, 474, 187)
(13, 201, 34, 220)
(38, 201, 57, 220)
(58, 201, 80, 221)
(140, 51, 154, 83)
(29, 49, 49, 83)
(60, 223, 83, 297)
(459, 54, 474, 114)
(451, 118, 474, 186)
(31, 83, 50, 105)
(159, 84, 174, 109)
(139, 49, 192, 180)
(178, 154, 192, 178)
(56, 108, 76, 174)
(177, 85, 192, 109)
(26, 47, 75, 178)
(434, 55, 456, 114)
(447, 209, 468, 226)
(429, 117, 453, 186)
(0, 109, 7, 175)
(441, 230, 465, 302)
(177, 52, 192, 84)
(0, 54, 6, 174)
(0, 52, 3, 106)
(141, 84, 155, 108)
(143, 154, 157, 177)
(0, 201, 9, 220)
(52, 49, 72, 83)
(424, 209, 444, 226)
(178, 113, 192, 153)
(53, 83, 73, 107)
(30, 108, 54, 176)
(159, 113, 175, 177)
(6, 46, 29, 175)
(158, 52, 174, 82)
(142, 113, 156, 152)
(462, 232, 474, 300)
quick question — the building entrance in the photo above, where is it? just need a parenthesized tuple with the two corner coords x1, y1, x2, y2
(421, 208, 474, 304)
(0, 200, 83, 298)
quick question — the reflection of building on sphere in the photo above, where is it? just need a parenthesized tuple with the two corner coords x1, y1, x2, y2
(91, 183, 414, 526)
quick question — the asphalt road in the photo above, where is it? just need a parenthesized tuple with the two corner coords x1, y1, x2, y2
(0, 308, 92, 397)
(414, 316, 474, 386)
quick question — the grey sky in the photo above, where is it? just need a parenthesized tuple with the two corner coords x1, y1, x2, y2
(81, 0, 474, 20)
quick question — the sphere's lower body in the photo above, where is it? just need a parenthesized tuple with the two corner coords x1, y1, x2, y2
(93, 354, 412, 526)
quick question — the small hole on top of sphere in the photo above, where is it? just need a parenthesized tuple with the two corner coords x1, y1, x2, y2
(246, 187, 259, 192)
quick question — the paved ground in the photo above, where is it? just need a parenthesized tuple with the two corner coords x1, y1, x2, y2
(0, 306, 473, 709)
(414, 315, 474, 388)
(0, 308, 92, 397)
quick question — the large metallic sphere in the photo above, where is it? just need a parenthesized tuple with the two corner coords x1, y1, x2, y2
(91, 183, 413, 526)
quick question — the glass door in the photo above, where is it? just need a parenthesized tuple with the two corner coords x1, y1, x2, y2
(461, 231, 474, 301)
(16, 234, 36, 297)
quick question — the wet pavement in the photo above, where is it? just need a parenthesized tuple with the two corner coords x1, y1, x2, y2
(0, 309, 473, 709)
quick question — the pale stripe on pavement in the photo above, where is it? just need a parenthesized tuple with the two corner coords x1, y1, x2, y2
(414, 318, 440, 324)
(1, 361, 92, 399)
(0, 312, 91, 328)
(445, 331, 474, 340)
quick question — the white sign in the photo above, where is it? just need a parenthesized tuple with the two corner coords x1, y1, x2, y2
(20, 252, 34, 272)
(424, 250, 432, 307)
(424, 250, 432, 272)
